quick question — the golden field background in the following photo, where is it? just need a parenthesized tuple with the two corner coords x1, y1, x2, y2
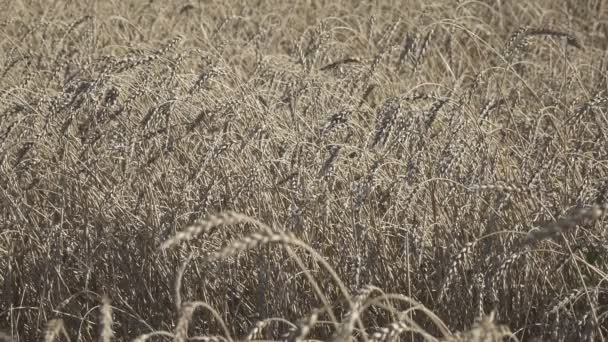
(1, 0, 608, 341)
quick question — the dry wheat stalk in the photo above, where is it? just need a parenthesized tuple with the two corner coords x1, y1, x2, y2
(44, 319, 71, 342)
(0, 332, 12, 342)
(161, 212, 246, 249)
(99, 295, 114, 342)
(440, 241, 477, 301)
(442, 312, 512, 342)
(332, 285, 384, 341)
(287, 310, 320, 342)
(210, 231, 298, 260)
(174, 302, 233, 342)
(4, 1, 608, 340)
(133, 331, 175, 342)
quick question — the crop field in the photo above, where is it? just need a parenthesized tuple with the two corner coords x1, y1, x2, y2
(2, 0, 608, 341)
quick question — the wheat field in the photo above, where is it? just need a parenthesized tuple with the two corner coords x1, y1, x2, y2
(1, 0, 608, 341)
